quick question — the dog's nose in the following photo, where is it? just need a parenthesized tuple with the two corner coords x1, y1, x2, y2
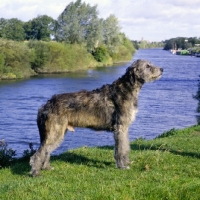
(160, 68, 163, 72)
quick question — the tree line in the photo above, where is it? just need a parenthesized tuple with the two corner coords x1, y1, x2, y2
(132, 40, 164, 49)
(0, 15, 54, 42)
(163, 37, 200, 51)
(0, 0, 135, 80)
(0, 0, 134, 54)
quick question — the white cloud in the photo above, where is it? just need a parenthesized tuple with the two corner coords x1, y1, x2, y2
(0, 0, 199, 41)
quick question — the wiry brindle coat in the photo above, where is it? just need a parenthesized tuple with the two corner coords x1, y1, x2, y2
(30, 59, 163, 176)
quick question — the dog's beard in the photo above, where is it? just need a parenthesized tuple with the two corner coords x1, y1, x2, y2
(148, 72, 162, 82)
(153, 73, 162, 80)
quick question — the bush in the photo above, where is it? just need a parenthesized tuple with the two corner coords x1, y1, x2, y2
(68, 43, 97, 70)
(0, 38, 134, 79)
(111, 45, 133, 62)
(123, 37, 136, 54)
(156, 128, 177, 139)
(22, 143, 37, 160)
(0, 140, 37, 168)
(27, 40, 51, 71)
(0, 140, 16, 168)
(92, 45, 113, 66)
(0, 53, 4, 73)
(46, 42, 93, 72)
(0, 39, 36, 79)
(181, 50, 189, 55)
(92, 45, 108, 62)
(27, 41, 97, 73)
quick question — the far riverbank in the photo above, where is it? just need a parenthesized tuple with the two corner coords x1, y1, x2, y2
(0, 39, 135, 80)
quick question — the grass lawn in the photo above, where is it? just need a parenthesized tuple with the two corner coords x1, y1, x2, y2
(1, 125, 200, 199)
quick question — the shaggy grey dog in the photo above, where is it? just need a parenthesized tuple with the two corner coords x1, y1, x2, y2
(30, 59, 163, 176)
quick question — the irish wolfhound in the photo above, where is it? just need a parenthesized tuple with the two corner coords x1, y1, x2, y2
(30, 59, 163, 176)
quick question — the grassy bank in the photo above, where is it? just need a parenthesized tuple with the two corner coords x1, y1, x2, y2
(0, 39, 135, 80)
(1, 125, 200, 199)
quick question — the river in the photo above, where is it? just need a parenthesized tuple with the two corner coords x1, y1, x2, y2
(0, 49, 199, 156)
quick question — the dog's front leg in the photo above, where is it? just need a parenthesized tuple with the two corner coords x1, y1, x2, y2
(113, 125, 130, 169)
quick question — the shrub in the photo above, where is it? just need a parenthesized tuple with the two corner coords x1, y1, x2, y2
(0, 39, 36, 79)
(68, 43, 97, 70)
(181, 50, 189, 55)
(27, 40, 51, 71)
(123, 37, 136, 54)
(156, 128, 177, 139)
(111, 45, 133, 62)
(92, 45, 108, 62)
(28, 41, 97, 73)
(22, 143, 37, 160)
(0, 53, 4, 74)
(0, 140, 16, 168)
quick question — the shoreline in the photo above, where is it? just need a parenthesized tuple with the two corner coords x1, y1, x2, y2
(0, 59, 133, 81)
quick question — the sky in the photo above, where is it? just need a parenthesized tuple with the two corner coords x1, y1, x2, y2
(0, 0, 200, 41)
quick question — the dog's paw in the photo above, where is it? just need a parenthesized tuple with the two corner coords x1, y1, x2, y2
(116, 164, 130, 170)
(30, 170, 41, 177)
(122, 166, 130, 170)
(42, 166, 54, 171)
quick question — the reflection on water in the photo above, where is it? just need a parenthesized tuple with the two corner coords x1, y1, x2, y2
(0, 49, 199, 156)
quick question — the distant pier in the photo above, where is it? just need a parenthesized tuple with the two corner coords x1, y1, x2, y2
(170, 49, 200, 57)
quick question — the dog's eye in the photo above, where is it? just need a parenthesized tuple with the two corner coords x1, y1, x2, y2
(146, 65, 151, 68)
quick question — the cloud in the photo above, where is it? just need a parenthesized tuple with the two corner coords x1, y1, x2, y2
(166, 0, 200, 7)
(0, 0, 69, 20)
(0, 0, 199, 41)
(99, 0, 200, 41)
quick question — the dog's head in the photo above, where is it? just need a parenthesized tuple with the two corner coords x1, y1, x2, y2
(127, 59, 163, 84)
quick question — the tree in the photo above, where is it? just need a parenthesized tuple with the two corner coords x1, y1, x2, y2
(85, 17, 103, 51)
(92, 45, 108, 62)
(0, 18, 7, 38)
(163, 37, 199, 50)
(55, 0, 101, 51)
(24, 15, 55, 41)
(132, 40, 140, 50)
(0, 18, 25, 41)
(120, 33, 135, 53)
(188, 37, 200, 46)
(0, 53, 4, 74)
(102, 14, 121, 53)
(27, 40, 51, 70)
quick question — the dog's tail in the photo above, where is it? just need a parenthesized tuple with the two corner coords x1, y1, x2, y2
(37, 105, 47, 145)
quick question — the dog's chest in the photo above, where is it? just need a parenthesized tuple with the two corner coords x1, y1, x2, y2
(130, 108, 138, 122)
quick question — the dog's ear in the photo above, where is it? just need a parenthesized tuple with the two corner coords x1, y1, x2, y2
(133, 67, 140, 78)
(128, 67, 135, 86)
(133, 66, 145, 84)
(133, 66, 139, 73)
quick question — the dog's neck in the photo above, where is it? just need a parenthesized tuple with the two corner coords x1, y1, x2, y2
(130, 80, 143, 106)
(112, 75, 143, 92)
(110, 76, 143, 106)
(133, 79, 143, 89)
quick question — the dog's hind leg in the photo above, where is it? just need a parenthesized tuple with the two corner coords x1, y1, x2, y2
(30, 117, 67, 176)
(30, 131, 66, 176)
(41, 151, 53, 171)
(113, 125, 130, 169)
(30, 144, 47, 176)
(40, 135, 65, 172)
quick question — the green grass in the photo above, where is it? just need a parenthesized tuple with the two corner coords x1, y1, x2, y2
(1, 125, 200, 199)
